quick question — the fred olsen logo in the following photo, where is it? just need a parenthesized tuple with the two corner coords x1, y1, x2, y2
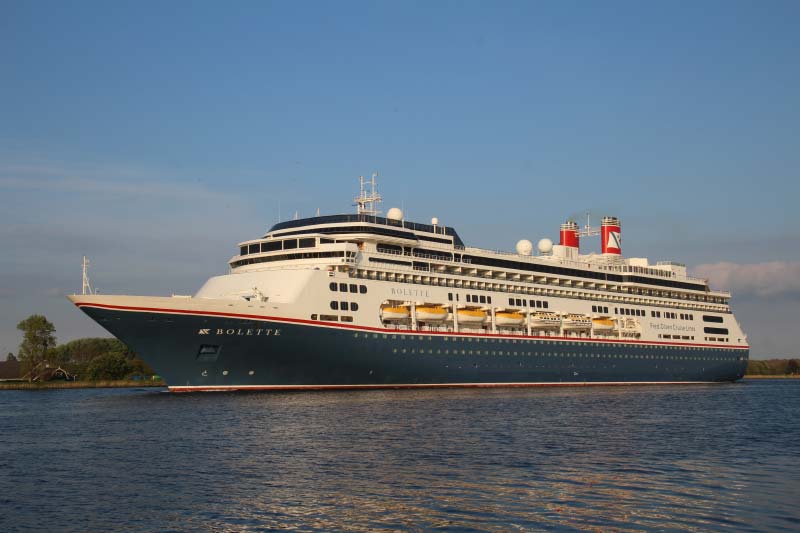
(198, 328, 281, 336)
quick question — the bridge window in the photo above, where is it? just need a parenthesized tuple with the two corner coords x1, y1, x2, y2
(299, 238, 315, 248)
(283, 239, 298, 250)
(248, 244, 260, 254)
(261, 241, 280, 252)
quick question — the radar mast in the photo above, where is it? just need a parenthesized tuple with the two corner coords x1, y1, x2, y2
(354, 172, 382, 216)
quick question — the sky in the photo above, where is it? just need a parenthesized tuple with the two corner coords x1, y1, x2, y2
(1, 0, 798, 359)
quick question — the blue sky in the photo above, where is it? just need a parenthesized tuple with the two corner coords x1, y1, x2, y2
(1, 1, 798, 358)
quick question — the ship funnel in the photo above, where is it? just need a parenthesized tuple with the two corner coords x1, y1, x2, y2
(559, 220, 580, 249)
(601, 216, 621, 255)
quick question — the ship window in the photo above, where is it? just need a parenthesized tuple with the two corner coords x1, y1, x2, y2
(480, 295, 486, 304)
(704, 327, 729, 335)
(248, 244, 260, 254)
(509, 298, 514, 305)
(603, 307, 608, 313)
(359, 285, 367, 294)
(330, 301, 339, 310)
(703, 315, 724, 323)
(283, 239, 298, 250)
(240, 246, 248, 255)
(329, 282, 337, 291)
(320, 238, 334, 244)
(351, 302, 359, 311)
(536, 301, 542, 308)
(448, 293, 453, 301)
(341, 302, 349, 311)
(299, 238, 315, 248)
(320, 314, 338, 321)
(262, 241, 281, 252)
(592, 305, 597, 312)
(349, 284, 357, 293)
(339, 283, 347, 292)
(310, 314, 318, 320)
(516, 299, 523, 306)
(340, 316, 353, 322)
(487, 296, 492, 304)
(467, 295, 472, 303)
(543, 302, 548, 309)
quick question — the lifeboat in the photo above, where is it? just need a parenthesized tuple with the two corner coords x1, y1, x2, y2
(380, 305, 410, 321)
(529, 311, 561, 329)
(562, 313, 592, 330)
(457, 308, 487, 324)
(591, 317, 616, 332)
(415, 306, 448, 322)
(495, 311, 525, 327)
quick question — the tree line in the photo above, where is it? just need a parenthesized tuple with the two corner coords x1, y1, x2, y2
(747, 359, 800, 376)
(15, 314, 155, 382)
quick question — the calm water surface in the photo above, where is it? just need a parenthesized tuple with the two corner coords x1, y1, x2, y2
(1, 380, 798, 532)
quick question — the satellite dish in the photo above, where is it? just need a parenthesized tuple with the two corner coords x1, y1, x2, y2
(387, 207, 403, 221)
(516, 239, 533, 256)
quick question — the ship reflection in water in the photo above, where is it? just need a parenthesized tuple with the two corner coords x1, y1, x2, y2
(1, 380, 798, 532)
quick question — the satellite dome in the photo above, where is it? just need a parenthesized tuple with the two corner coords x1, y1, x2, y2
(537, 238, 553, 254)
(515, 239, 533, 256)
(386, 207, 403, 221)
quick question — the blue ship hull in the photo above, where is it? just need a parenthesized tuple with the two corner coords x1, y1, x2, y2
(78, 303, 748, 391)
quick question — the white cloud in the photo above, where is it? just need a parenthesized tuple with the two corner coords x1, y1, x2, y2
(0, 161, 234, 201)
(0, 176, 226, 201)
(693, 261, 800, 298)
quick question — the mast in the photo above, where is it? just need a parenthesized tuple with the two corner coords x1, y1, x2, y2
(354, 172, 382, 216)
(81, 256, 94, 295)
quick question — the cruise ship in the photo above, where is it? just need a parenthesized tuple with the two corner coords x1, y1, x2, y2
(69, 176, 748, 391)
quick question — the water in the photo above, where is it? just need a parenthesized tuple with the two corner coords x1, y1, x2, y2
(1, 380, 798, 532)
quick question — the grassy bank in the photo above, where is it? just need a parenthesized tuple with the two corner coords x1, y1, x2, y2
(0, 380, 165, 390)
(744, 375, 800, 379)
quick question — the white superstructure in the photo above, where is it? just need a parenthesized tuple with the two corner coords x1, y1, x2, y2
(193, 178, 746, 349)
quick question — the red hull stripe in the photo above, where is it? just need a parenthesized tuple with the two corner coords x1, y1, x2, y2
(168, 381, 719, 393)
(73, 301, 749, 350)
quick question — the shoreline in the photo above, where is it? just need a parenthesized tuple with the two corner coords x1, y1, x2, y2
(744, 375, 800, 379)
(1, 377, 798, 390)
(0, 380, 166, 390)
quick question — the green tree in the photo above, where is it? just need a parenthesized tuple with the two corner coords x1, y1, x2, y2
(86, 352, 132, 381)
(787, 359, 800, 375)
(5, 352, 16, 362)
(17, 315, 56, 382)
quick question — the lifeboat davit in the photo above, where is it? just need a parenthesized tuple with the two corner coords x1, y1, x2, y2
(457, 308, 487, 324)
(591, 317, 616, 332)
(562, 313, 592, 330)
(495, 311, 525, 327)
(380, 305, 410, 321)
(415, 306, 448, 322)
(529, 311, 561, 329)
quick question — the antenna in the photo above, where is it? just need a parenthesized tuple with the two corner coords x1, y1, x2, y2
(578, 211, 600, 237)
(354, 172, 382, 216)
(81, 256, 94, 295)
